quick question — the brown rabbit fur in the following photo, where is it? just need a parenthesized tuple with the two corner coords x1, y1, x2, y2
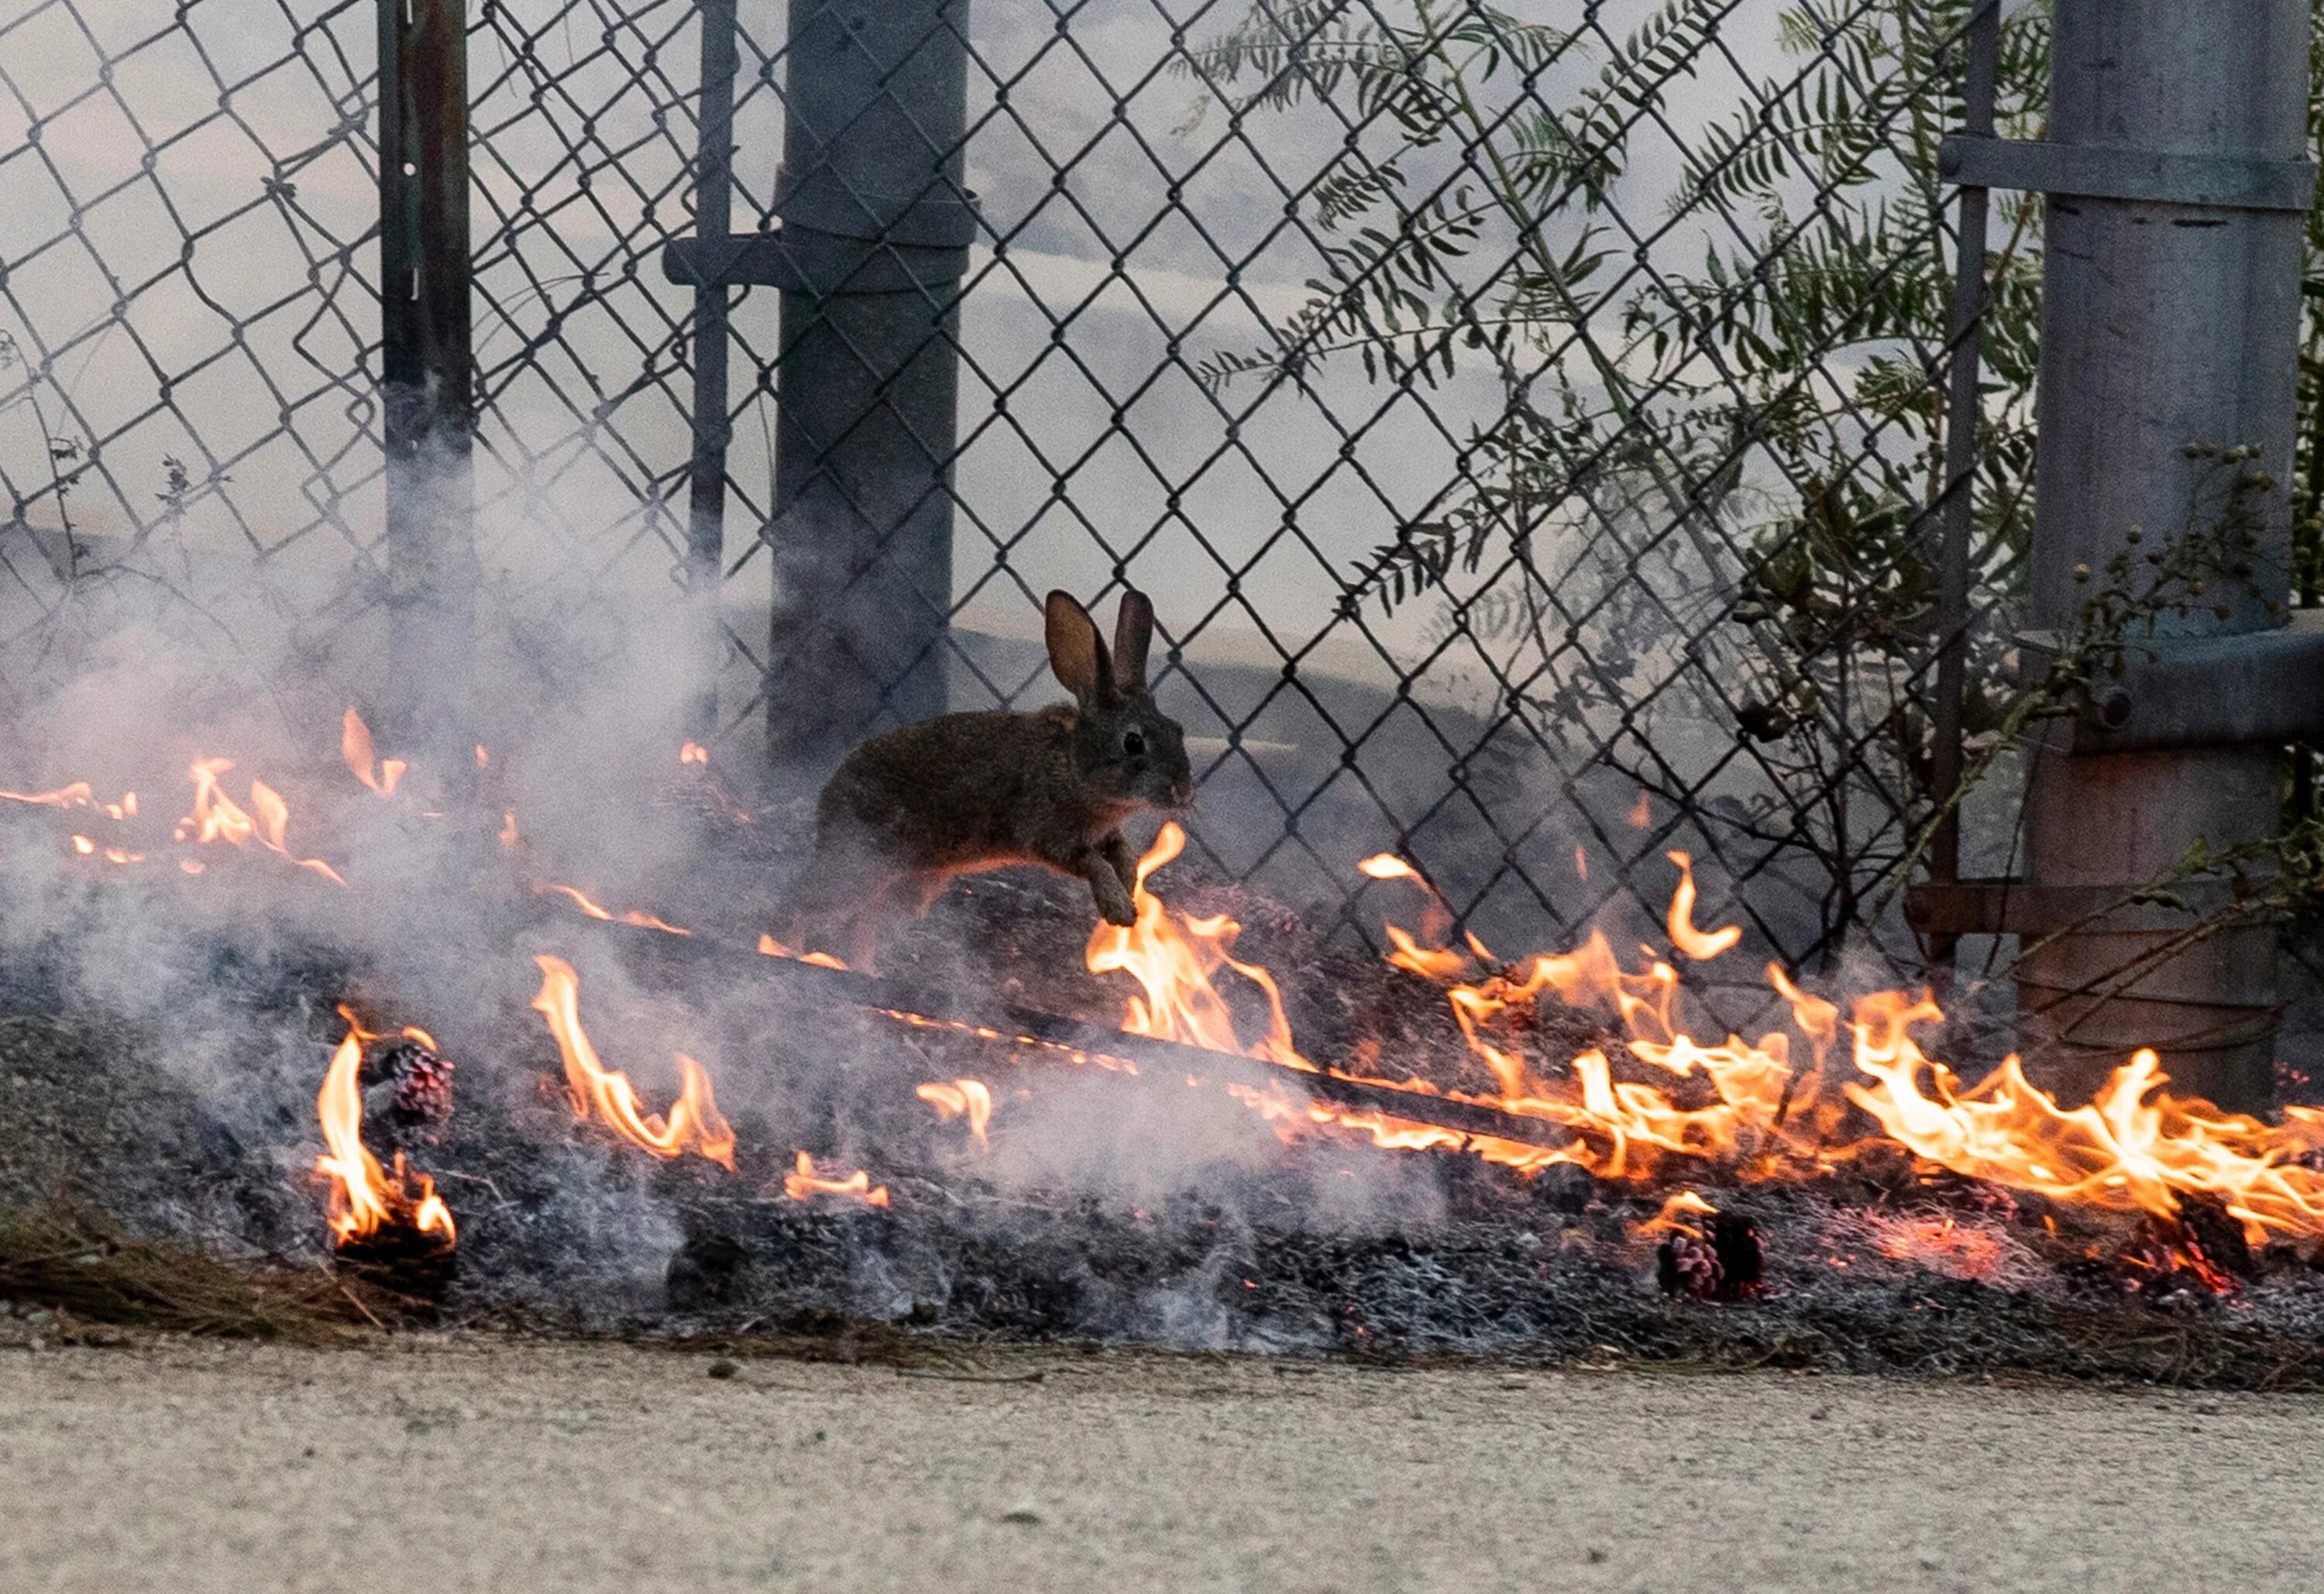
(780, 588, 1195, 969)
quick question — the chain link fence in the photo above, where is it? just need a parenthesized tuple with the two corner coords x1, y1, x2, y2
(0, 0, 2032, 978)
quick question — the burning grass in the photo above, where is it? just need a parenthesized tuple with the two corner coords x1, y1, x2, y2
(12, 710, 2324, 1387)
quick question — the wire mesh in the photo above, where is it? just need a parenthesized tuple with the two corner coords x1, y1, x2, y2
(0, 0, 2033, 976)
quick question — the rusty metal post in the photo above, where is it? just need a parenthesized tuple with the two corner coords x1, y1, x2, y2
(378, 0, 476, 763)
(763, 0, 973, 762)
(2004, 0, 2314, 1109)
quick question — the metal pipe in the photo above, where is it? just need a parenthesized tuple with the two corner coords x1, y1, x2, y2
(683, 0, 741, 740)
(764, 0, 972, 763)
(1927, 0, 2002, 967)
(2018, 0, 2312, 1111)
(377, 0, 476, 767)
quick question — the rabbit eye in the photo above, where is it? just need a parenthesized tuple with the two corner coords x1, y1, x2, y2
(1122, 730, 1147, 757)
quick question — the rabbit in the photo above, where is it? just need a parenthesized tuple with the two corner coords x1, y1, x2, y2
(779, 588, 1195, 970)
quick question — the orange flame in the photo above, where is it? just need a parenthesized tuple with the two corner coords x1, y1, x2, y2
(1332, 858, 2324, 1245)
(758, 933, 849, 970)
(538, 882, 691, 937)
(314, 1030, 454, 1246)
(680, 742, 708, 766)
(782, 1151, 889, 1207)
(340, 708, 406, 798)
(1664, 850, 1741, 960)
(1087, 823, 1309, 1070)
(0, 779, 136, 819)
(528, 956, 736, 1170)
(1635, 1188, 1720, 1238)
(177, 759, 347, 885)
(916, 1079, 995, 1148)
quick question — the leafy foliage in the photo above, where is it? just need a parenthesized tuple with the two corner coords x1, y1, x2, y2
(1183, 0, 2052, 953)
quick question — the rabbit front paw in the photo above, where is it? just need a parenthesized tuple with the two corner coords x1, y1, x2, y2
(1081, 851, 1139, 926)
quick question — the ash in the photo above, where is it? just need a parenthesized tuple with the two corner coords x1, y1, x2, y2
(8, 833, 2324, 1391)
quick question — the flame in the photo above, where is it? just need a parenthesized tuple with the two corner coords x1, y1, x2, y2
(538, 882, 691, 937)
(500, 811, 521, 850)
(680, 742, 708, 765)
(1087, 823, 1309, 1070)
(916, 1079, 994, 1148)
(1332, 854, 2324, 1247)
(314, 1030, 454, 1246)
(758, 933, 849, 970)
(1664, 850, 1741, 960)
(1636, 1188, 1720, 1238)
(340, 708, 406, 797)
(1627, 791, 1652, 829)
(527, 955, 736, 1170)
(782, 1151, 889, 1207)
(177, 759, 346, 885)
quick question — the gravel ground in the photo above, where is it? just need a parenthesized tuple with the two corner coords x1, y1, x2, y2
(0, 1336, 2314, 1593)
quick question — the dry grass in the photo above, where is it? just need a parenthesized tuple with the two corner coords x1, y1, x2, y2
(0, 1206, 411, 1343)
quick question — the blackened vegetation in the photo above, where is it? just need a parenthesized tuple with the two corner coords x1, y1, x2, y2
(9, 826, 2324, 1387)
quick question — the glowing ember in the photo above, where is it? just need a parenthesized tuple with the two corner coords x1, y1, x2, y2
(680, 742, 708, 765)
(1088, 823, 1308, 1070)
(314, 1029, 455, 1248)
(341, 707, 406, 798)
(782, 1151, 889, 1207)
(528, 955, 736, 1170)
(916, 1079, 995, 1148)
(757, 933, 849, 970)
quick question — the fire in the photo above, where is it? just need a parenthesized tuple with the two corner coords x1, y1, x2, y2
(1663, 850, 1741, 960)
(1339, 854, 2324, 1249)
(1637, 1188, 1721, 1238)
(538, 882, 692, 936)
(782, 1151, 889, 1207)
(314, 1029, 455, 1247)
(1087, 823, 1309, 1070)
(0, 781, 135, 819)
(758, 933, 849, 970)
(177, 758, 347, 885)
(916, 1079, 994, 1148)
(1844, 1019, 2324, 1243)
(527, 955, 736, 1170)
(680, 742, 708, 765)
(341, 708, 406, 797)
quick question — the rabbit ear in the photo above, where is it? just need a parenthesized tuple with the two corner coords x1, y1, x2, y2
(1045, 590, 1112, 703)
(1112, 589, 1154, 695)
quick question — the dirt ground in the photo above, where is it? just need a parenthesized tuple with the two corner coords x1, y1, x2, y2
(0, 1337, 2314, 1594)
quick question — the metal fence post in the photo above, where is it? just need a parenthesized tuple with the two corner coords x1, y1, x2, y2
(377, 0, 476, 764)
(2006, 0, 2315, 1109)
(763, 0, 973, 762)
(683, 0, 739, 739)
(1924, 0, 2001, 975)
